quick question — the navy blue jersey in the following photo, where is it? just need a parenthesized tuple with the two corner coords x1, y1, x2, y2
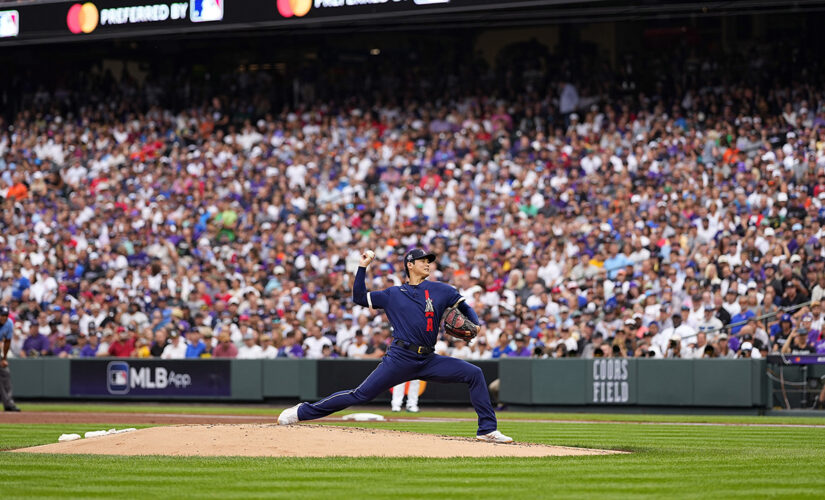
(353, 267, 479, 347)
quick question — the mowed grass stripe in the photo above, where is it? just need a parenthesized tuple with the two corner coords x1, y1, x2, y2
(2, 453, 823, 500)
(3, 418, 825, 499)
(317, 420, 825, 447)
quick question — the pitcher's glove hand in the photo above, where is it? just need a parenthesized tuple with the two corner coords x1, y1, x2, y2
(443, 306, 479, 341)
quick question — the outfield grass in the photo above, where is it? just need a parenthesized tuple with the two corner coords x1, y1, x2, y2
(0, 424, 152, 450)
(2, 408, 825, 499)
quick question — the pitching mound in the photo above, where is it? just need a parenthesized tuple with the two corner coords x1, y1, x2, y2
(12, 424, 622, 458)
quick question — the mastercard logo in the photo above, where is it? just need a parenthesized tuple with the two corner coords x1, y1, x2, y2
(277, 0, 311, 18)
(67, 2, 99, 34)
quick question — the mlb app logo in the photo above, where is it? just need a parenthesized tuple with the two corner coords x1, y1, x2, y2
(0, 10, 19, 38)
(190, 0, 223, 22)
(107, 361, 130, 394)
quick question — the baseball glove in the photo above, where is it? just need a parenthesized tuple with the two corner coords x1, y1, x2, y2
(443, 305, 479, 341)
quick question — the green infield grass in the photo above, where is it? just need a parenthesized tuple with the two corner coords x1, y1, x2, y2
(1, 407, 824, 499)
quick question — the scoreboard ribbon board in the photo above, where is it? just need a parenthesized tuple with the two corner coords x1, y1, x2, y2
(0, 0, 605, 45)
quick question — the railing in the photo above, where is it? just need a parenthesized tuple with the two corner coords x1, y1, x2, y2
(765, 353, 825, 410)
(680, 299, 813, 346)
(663, 301, 823, 410)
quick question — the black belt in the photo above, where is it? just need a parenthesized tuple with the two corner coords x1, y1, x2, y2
(392, 339, 434, 355)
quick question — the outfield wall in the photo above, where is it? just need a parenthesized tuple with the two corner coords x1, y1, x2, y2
(8, 358, 769, 408)
(499, 359, 769, 408)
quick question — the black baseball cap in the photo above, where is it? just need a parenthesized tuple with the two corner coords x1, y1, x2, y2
(0, 305, 8, 316)
(405, 248, 436, 264)
(404, 248, 436, 276)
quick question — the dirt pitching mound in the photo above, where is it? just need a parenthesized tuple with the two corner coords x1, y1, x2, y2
(12, 424, 622, 458)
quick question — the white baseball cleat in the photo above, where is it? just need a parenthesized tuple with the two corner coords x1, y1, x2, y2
(406, 406, 420, 413)
(278, 403, 302, 425)
(391, 407, 402, 412)
(476, 430, 514, 444)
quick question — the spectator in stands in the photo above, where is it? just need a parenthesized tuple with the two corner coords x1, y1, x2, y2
(133, 337, 152, 358)
(491, 332, 512, 359)
(697, 305, 724, 341)
(96, 330, 114, 357)
(200, 330, 216, 357)
(71, 334, 88, 357)
(212, 333, 238, 358)
(685, 332, 709, 359)
(260, 334, 278, 359)
(781, 277, 809, 308)
(346, 331, 369, 358)
(809, 302, 824, 332)
(3, 41, 825, 364)
(715, 334, 736, 359)
(665, 335, 682, 359)
(278, 332, 304, 358)
(812, 276, 825, 304)
(185, 329, 207, 358)
(20, 324, 49, 357)
(336, 314, 358, 354)
(161, 330, 187, 359)
(150, 328, 169, 357)
(554, 326, 580, 356)
(737, 342, 756, 359)
(303, 324, 332, 359)
(51, 333, 72, 358)
(108, 328, 136, 357)
(79, 334, 100, 358)
(612, 320, 635, 357)
(797, 314, 819, 347)
(362, 328, 390, 359)
(648, 322, 668, 357)
(782, 327, 816, 354)
(237, 332, 263, 359)
(470, 336, 492, 360)
(451, 338, 472, 359)
(509, 333, 531, 357)
(770, 315, 794, 352)
(581, 332, 604, 359)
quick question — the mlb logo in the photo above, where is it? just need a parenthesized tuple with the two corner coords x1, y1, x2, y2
(107, 361, 130, 394)
(0, 10, 19, 38)
(112, 370, 127, 385)
(190, 0, 223, 22)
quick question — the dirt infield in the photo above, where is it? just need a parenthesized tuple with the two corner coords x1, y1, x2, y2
(5, 411, 825, 428)
(12, 424, 622, 457)
(0, 411, 273, 425)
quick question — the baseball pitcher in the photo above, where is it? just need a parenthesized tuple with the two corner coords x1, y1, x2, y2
(278, 248, 512, 443)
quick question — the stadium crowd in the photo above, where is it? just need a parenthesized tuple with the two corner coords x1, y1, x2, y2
(2, 41, 825, 365)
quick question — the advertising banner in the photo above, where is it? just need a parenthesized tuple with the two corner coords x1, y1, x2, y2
(70, 359, 231, 397)
(767, 354, 825, 365)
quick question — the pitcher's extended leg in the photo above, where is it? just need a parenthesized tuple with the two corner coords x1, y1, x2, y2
(417, 356, 496, 435)
(298, 357, 412, 421)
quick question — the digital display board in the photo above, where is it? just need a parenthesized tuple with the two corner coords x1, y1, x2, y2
(0, 0, 603, 45)
(0, 9, 19, 38)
